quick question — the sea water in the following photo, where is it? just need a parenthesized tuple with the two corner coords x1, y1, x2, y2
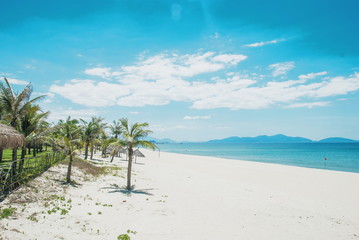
(157, 143, 359, 173)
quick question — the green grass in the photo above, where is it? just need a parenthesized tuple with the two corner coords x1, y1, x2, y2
(0, 148, 53, 166)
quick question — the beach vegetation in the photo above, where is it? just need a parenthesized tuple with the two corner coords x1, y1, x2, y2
(110, 120, 122, 139)
(80, 117, 105, 160)
(100, 136, 117, 157)
(117, 118, 157, 191)
(0, 77, 46, 165)
(51, 116, 81, 183)
(0, 206, 17, 219)
(27, 214, 39, 222)
(117, 234, 131, 240)
(1, 77, 158, 207)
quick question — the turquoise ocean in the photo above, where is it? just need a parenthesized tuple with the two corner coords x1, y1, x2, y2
(158, 143, 359, 173)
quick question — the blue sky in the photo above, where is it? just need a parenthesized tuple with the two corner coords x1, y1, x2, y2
(1, 0, 359, 141)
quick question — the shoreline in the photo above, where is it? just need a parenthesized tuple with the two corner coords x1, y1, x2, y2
(158, 148, 359, 174)
(157, 142, 359, 174)
(159, 148, 359, 174)
(1, 149, 359, 239)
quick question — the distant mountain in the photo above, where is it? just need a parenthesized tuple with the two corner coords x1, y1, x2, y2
(146, 135, 358, 144)
(318, 137, 358, 143)
(145, 137, 176, 143)
(208, 134, 313, 143)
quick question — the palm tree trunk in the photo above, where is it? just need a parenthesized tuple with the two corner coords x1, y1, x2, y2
(11, 147, 18, 177)
(66, 154, 73, 182)
(33, 146, 36, 157)
(111, 151, 115, 162)
(84, 142, 89, 159)
(19, 147, 26, 173)
(12, 147, 17, 161)
(0, 149, 3, 162)
(126, 147, 133, 191)
(90, 145, 94, 160)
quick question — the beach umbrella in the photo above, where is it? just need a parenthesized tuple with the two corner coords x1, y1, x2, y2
(134, 149, 145, 163)
(0, 123, 25, 149)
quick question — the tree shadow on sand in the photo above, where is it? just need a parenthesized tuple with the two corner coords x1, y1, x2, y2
(102, 184, 154, 196)
(53, 179, 81, 188)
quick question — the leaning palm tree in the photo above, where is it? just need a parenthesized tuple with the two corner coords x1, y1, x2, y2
(119, 118, 157, 191)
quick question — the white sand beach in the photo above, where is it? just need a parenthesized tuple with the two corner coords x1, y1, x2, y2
(1, 149, 359, 240)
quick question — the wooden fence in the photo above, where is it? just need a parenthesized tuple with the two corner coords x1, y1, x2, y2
(0, 152, 66, 200)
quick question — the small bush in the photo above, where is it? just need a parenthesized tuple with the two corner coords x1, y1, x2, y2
(27, 215, 38, 222)
(0, 206, 17, 219)
(117, 234, 131, 240)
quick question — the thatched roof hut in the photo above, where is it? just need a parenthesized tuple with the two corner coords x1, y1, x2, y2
(117, 146, 127, 154)
(134, 149, 145, 157)
(0, 123, 25, 149)
(133, 149, 145, 163)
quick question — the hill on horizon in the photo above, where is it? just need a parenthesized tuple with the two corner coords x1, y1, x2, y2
(207, 134, 358, 143)
(318, 137, 358, 143)
(207, 134, 313, 143)
(148, 134, 358, 143)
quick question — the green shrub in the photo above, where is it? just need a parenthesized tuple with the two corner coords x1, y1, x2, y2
(117, 234, 131, 240)
(0, 206, 17, 219)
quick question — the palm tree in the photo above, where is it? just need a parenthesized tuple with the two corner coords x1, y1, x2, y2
(54, 117, 81, 182)
(81, 117, 106, 160)
(0, 77, 45, 161)
(119, 118, 157, 191)
(99, 133, 117, 157)
(110, 120, 122, 139)
(18, 108, 50, 171)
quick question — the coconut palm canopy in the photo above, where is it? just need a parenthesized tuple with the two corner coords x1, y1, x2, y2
(0, 123, 25, 148)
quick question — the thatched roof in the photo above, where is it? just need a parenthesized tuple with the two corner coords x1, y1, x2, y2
(107, 145, 127, 154)
(0, 123, 25, 149)
(134, 149, 145, 157)
(118, 146, 127, 154)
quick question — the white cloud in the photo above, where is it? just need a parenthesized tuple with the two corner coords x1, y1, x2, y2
(44, 92, 55, 103)
(49, 51, 359, 111)
(33, 92, 55, 103)
(130, 111, 139, 114)
(268, 61, 295, 77)
(310, 73, 359, 98)
(244, 39, 285, 47)
(84, 51, 247, 82)
(84, 67, 114, 79)
(150, 124, 194, 132)
(47, 108, 100, 122)
(5, 77, 29, 85)
(23, 64, 36, 70)
(286, 102, 330, 108)
(212, 54, 247, 65)
(184, 115, 211, 120)
(50, 79, 131, 107)
(299, 71, 327, 80)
